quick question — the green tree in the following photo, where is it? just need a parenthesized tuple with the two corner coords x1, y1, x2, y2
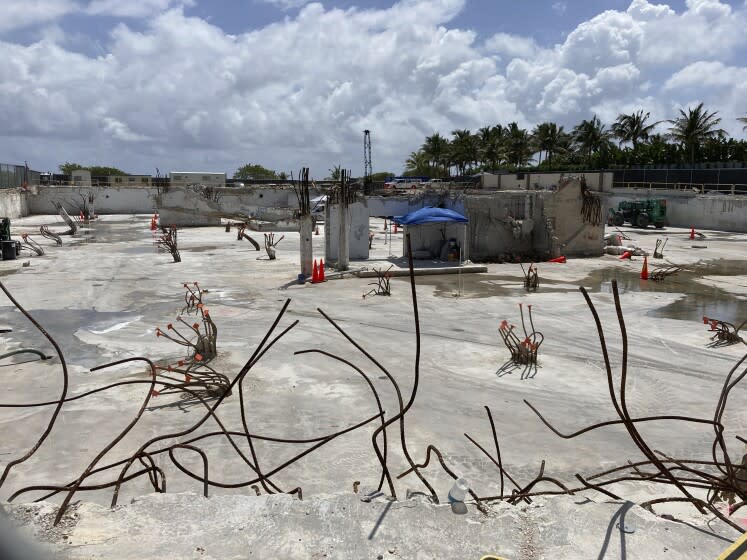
(506, 122, 533, 167)
(421, 133, 450, 176)
(611, 110, 659, 163)
(573, 116, 612, 166)
(234, 163, 277, 180)
(404, 150, 431, 175)
(667, 103, 725, 163)
(328, 165, 342, 181)
(480, 125, 506, 172)
(449, 129, 475, 176)
(59, 162, 127, 176)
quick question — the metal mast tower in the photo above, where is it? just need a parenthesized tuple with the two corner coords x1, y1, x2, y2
(363, 129, 372, 195)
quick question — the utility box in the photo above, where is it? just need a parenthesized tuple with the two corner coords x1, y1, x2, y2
(170, 172, 226, 188)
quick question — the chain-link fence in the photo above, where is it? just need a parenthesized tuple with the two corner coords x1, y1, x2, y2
(0, 163, 40, 189)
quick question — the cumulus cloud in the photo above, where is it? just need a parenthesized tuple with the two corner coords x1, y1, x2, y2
(0, 0, 79, 33)
(85, 0, 195, 18)
(257, 0, 313, 9)
(0, 0, 746, 175)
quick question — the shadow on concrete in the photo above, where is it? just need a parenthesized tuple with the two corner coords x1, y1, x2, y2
(496, 359, 538, 380)
(368, 499, 393, 541)
(596, 501, 633, 560)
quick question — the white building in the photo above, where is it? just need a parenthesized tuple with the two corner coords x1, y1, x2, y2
(170, 172, 226, 188)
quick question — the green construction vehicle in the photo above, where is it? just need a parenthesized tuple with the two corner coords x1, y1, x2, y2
(609, 199, 667, 229)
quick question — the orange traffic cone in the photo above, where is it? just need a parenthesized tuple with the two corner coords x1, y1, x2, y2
(311, 260, 319, 283)
(640, 256, 649, 280)
(319, 259, 325, 281)
(619, 251, 631, 260)
(689, 227, 695, 240)
(150, 218, 157, 231)
(394, 222, 399, 233)
(548, 256, 566, 263)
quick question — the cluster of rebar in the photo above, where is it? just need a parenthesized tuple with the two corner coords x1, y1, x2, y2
(236, 224, 260, 251)
(151, 284, 228, 402)
(39, 226, 63, 246)
(653, 238, 667, 259)
(263, 233, 283, 260)
(363, 266, 392, 298)
(650, 263, 682, 282)
(520, 263, 539, 292)
(19, 234, 44, 257)
(578, 177, 602, 226)
(51, 202, 77, 236)
(0, 235, 744, 537)
(497, 303, 543, 380)
(703, 316, 745, 347)
(157, 225, 181, 263)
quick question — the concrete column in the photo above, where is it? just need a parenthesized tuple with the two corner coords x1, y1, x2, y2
(299, 214, 313, 278)
(338, 204, 349, 271)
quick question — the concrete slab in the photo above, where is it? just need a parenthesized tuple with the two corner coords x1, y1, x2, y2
(0, 214, 745, 556)
(3, 493, 735, 559)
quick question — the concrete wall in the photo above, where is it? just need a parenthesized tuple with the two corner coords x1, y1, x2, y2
(0, 188, 30, 218)
(404, 222, 469, 261)
(493, 172, 613, 192)
(462, 194, 537, 261)
(325, 202, 369, 262)
(29, 186, 157, 215)
(541, 181, 605, 257)
(608, 190, 747, 232)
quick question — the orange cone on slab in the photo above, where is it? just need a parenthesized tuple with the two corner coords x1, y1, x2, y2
(690, 226, 695, 240)
(311, 259, 319, 283)
(619, 251, 632, 260)
(640, 256, 649, 280)
(319, 259, 325, 281)
(548, 256, 566, 263)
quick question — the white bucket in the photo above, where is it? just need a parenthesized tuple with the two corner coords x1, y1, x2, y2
(448, 477, 469, 502)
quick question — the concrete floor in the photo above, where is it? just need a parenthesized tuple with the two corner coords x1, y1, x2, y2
(1, 214, 746, 557)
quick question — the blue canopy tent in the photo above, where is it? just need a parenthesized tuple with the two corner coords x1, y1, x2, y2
(393, 207, 469, 262)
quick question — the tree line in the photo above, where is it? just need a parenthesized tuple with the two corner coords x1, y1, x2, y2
(405, 103, 747, 177)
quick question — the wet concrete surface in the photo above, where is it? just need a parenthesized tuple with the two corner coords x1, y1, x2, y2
(398, 258, 747, 324)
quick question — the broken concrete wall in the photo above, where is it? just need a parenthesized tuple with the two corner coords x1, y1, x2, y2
(30, 186, 156, 215)
(325, 201, 369, 263)
(608, 191, 747, 232)
(461, 193, 537, 261)
(0, 188, 30, 218)
(541, 180, 605, 257)
(404, 222, 469, 261)
(496, 171, 613, 193)
(157, 186, 320, 227)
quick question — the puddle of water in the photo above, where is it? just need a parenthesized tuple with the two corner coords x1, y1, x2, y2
(581, 259, 747, 324)
(395, 259, 747, 325)
(1, 308, 142, 367)
(394, 273, 573, 299)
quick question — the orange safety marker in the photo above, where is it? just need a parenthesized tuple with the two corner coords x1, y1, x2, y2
(690, 226, 695, 240)
(319, 258, 325, 281)
(311, 259, 319, 283)
(619, 251, 631, 260)
(548, 256, 566, 263)
(640, 256, 648, 280)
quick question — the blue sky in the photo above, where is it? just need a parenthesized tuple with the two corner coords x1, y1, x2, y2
(1, 0, 746, 175)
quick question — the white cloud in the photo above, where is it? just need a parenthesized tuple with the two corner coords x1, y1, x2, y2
(257, 0, 313, 9)
(85, 0, 194, 18)
(0, 0, 746, 175)
(552, 2, 567, 15)
(0, 0, 79, 33)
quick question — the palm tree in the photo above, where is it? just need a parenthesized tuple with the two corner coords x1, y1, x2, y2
(611, 110, 659, 152)
(449, 129, 474, 176)
(480, 125, 506, 172)
(421, 133, 449, 176)
(667, 102, 725, 163)
(505, 122, 533, 167)
(404, 150, 430, 175)
(532, 122, 568, 168)
(573, 116, 612, 166)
